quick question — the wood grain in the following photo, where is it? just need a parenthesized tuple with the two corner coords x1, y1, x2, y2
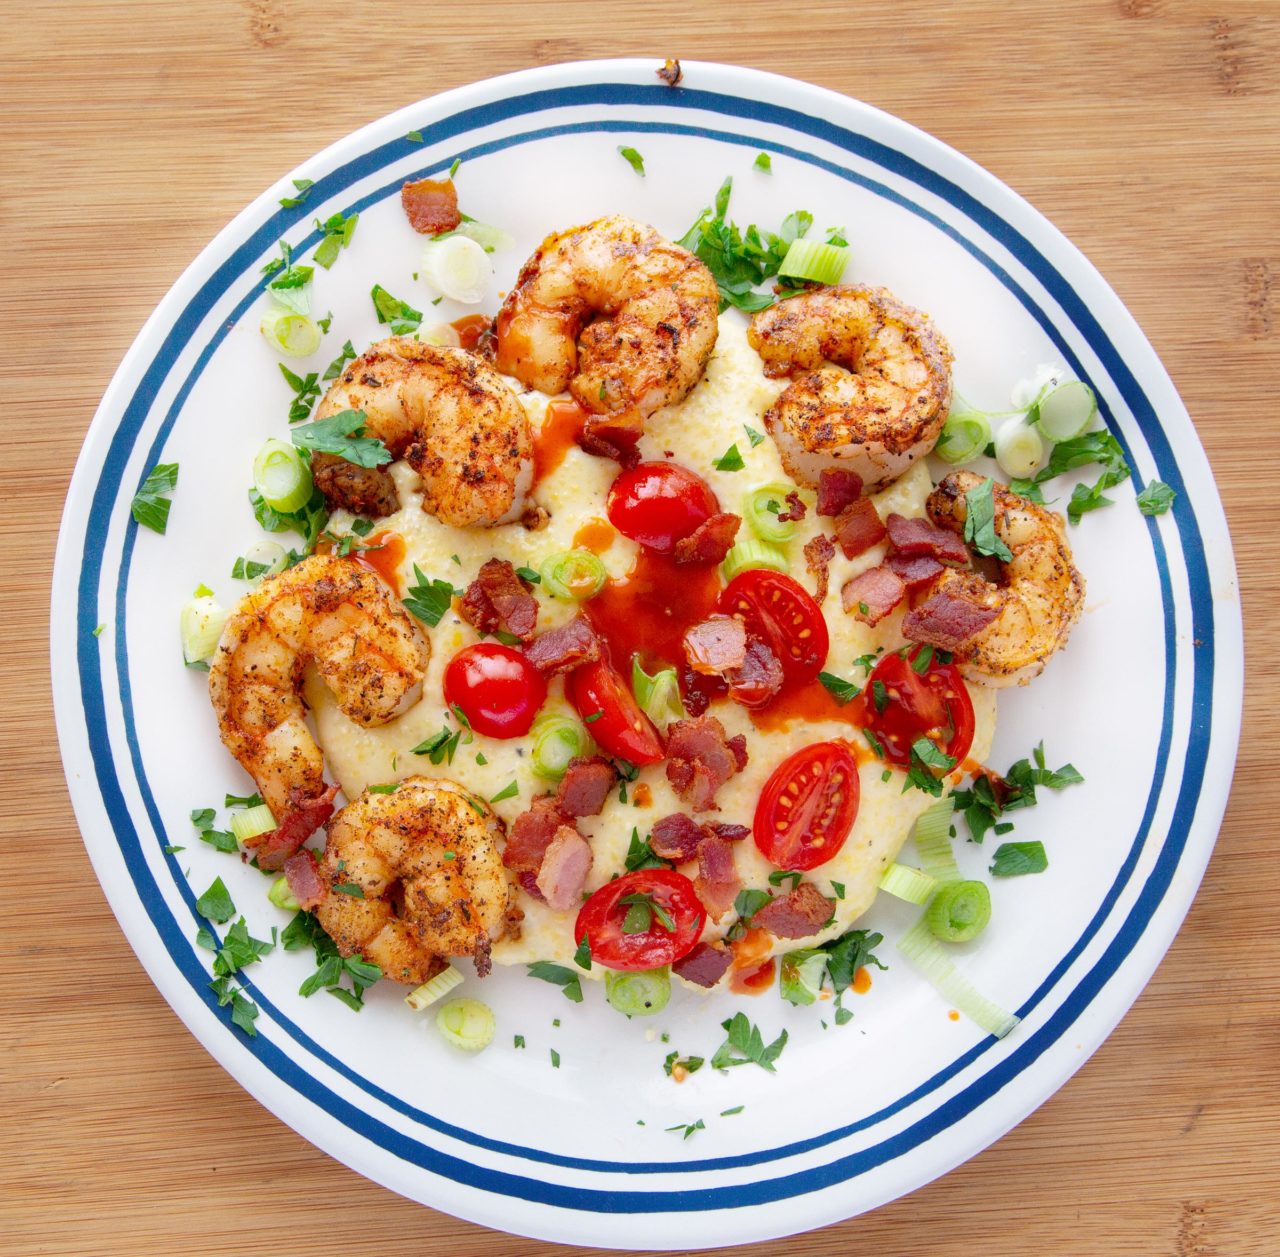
(2, 1, 1277, 1253)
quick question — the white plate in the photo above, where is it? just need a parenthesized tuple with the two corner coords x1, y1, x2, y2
(51, 59, 1242, 1249)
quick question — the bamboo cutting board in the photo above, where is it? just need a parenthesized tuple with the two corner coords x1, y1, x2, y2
(2, 2, 1277, 1254)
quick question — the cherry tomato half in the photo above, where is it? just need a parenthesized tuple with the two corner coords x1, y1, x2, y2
(606, 462, 719, 554)
(753, 741, 860, 871)
(864, 646, 975, 767)
(443, 644, 546, 739)
(566, 657, 664, 765)
(716, 569, 829, 683)
(575, 868, 706, 969)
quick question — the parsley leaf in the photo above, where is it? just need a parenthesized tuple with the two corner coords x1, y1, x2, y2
(290, 409, 391, 469)
(412, 723, 464, 764)
(753, 151, 772, 173)
(962, 476, 1014, 562)
(818, 671, 859, 705)
(1136, 479, 1176, 516)
(279, 361, 321, 423)
(1011, 430, 1130, 526)
(370, 283, 422, 335)
(743, 424, 766, 447)
(195, 877, 236, 924)
(229, 991, 260, 1036)
(527, 961, 584, 1003)
(403, 565, 460, 627)
(990, 840, 1049, 877)
(211, 917, 275, 977)
(665, 1118, 705, 1139)
(625, 828, 670, 872)
(820, 928, 886, 994)
(904, 737, 956, 796)
(617, 145, 645, 175)
(490, 780, 519, 803)
(733, 888, 771, 926)
(710, 1012, 788, 1073)
(322, 339, 356, 382)
(312, 210, 359, 270)
(130, 463, 179, 534)
(951, 742, 1083, 843)
(278, 177, 313, 209)
(713, 443, 745, 471)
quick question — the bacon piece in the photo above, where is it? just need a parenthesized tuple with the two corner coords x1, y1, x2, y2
(555, 756, 617, 818)
(577, 422, 642, 469)
(725, 636, 783, 708)
(683, 615, 747, 675)
(656, 57, 683, 87)
(752, 882, 835, 939)
(400, 177, 461, 234)
(817, 468, 864, 516)
(886, 552, 946, 592)
(694, 834, 741, 920)
(459, 558, 538, 642)
(886, 513, 971, 567)
(516, 870, 546, 903)
(902, 588, 1001, 651)
(665, 716, 748, 812)
(673, 512, 741, 565)
(524, 615, 602, 676)
(705, 822, 750, 842)
(502, 796, 567, 872)
(803, 533, 836, 603)
(249, 785, 338, 871)
(834, 498, 888, 559)
(282, 849, 326, 910)
(841, 566, 907, 626)
(777, 491, 807, 524)
(672, 940, 733, 988)
(535, 826, 594, 911)
(650, 812, 705, 862)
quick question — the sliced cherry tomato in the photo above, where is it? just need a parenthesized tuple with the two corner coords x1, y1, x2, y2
(716, 569, 829, 683)
(753, 741, 860, 871)
(864, 646, 975, 767)
(566, 657, 664, 765)
(574, 868, 706, 969)
(606, 462, 719, 554)
(443, 644, 546, 739)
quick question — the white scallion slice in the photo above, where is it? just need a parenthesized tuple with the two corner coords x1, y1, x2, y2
(416, 322, 462, 347)
(993, 417, 1046, 479)
(743, 482, 803, 543)
(259, 307, 321, 358)
(180, 593, 227, 665)
(721, 537, 789, 583)
(531, 713, 591, 781)
(230, 803, 277, 845)
(540, 549, 607, 601)
(935, 409, 992, 464)
(911, 799, 961, 884)
(435, 996, 495, 1051)
(405, 965, 464, 1011)
(632, 657, 686, 730)
(252, 439, 313, 513)
(267, 875, 300, 911)
(777, 238, 849, 286)
(879, 862, 938, 905)
(897, 915, 1020, 1038)
(421, 235, 492, 304)
(454, 219, 516, 253)
(1033, 380, 1097, 443)
(242, 539, 288, 580)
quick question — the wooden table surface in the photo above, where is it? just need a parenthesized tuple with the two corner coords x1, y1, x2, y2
(3, 2, 1277, 1253)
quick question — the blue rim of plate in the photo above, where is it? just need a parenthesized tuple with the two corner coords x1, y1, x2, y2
(70, 77, 1217, 1213)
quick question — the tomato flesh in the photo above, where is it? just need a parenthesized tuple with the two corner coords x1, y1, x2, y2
(567, 657, 664, 765)
(575, 868, 706, 969)
(864, 647, 975, 767)
(606, 462, 719, 554)
(442, 644, 546, 739)
(753, 741, 860, 871)
(716, 569, 829, 683)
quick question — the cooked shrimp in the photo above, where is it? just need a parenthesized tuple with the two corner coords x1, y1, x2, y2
(748, 285, 953, 491)
(311, 337, 534, 527)
(921, 471, 1085, 687)
(208, 555, 430, 817)
(494, 214, 719, 439)
(315, 777, 512, 982)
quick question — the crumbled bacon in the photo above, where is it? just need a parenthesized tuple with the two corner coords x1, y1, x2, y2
(656, 57, 684, 87)
(803, 533, 836, 603)
(673, 512, 741, 565)
(725, 637, 784, 709)
(249, 785, 338, 871)
(705, 822, 750, 842)
(694, 834, 740, 920)
(841, 566, 907, 626)
(777, 491, 807, 524)
(400, 177, 461, 234)
(752, 882, 835, 939)
(683, 616, 747, 675)
(535, 826, 593, 911)
(650, 812, 704, 862)
(555, 757, 616, 818)
(502, 796, 566, 872)
(282, 848, 325, 910)
(516, 870, 546, 903)
(834, 498, 888, 559)
(672, 941, 733, 988)
(524, 616, 602, 676)
(885, 513, 971, 567)
(459, 558, 538, 642)
(817, 468, 864, 516)
(576, 422, 642, 469)
(665, 716, 748, 812)
(886, 552, 946, 592)
(902, 588, 1001, 651)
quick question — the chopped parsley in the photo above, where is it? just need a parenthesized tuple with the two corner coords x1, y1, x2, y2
(489, 780, 519, 803)
(263, 241, 314, 315)
(279, 361, 321, 423)
(406, 130, 423, 142)
(862, 728, 885, 759)
(753, 151, 772, 173)
(871, 679, 889, 713)
(767, 870, 802, 890)
(663, 1051, 705, 1077)
(403, 565, 461, 627)
(962, 477, 1013, 562)
(194, 877, 236, 924)
(818, 671, 859, 705)
(231, 555, 271, 581)
(950, 742, 1083, 843)
(550, 1048, 561, 1068)
(721, 1105, 745, 1116)
(322, 339, 357, 383)
(285, 911, 381, 1008)
(573, 934, 593, 971)
(710, 1012, 788, 1073)
(665, 1118, 705, 1139)
(290, 409, 391, 469)
(365, 783, 398, 795)
(743, 424, 766, 447)
(625, 828, 670, 872)
(248, 482, 328, 559)
(713, 443, 745, 472)
(619, 892, 675, 935)
(732, 887, 771, 927)
(211, 917, 274, 977)
(312, 210, 359, 270)
(617, 145, 645, 175)
(225, 792, 262, 808)
(333, 882, 365, 897)
(526, 961, 584, 1003)
(1137, 479, 1176, 516)
(130, 463, 179, 534)
(1011, 430, 1130, 525)
(513, 1034, 525, 1049)
(990, 840, 1049, 877)
(370, 283, 422, 336)
(412, 724, 463, 764)
(92, 623, 105, 638)
(199, 827, 238, 854)
(278, 178, 313, 209)
(514, 565, 541, 584)
(904, 737, 956, 797)
(830, 881, 845, 900)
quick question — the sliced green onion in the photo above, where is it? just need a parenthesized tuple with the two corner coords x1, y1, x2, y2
(993, 418, 1046, 479)
(180, 593, 227, 665)
(935, 409, 993, 464)
(926, 879, 992, 943)
(405, 965, 464, 1010)
(898, 915, 1019, 1038)
(879, 862, 938, 905)
(241, 539, 288, 580)
(721, 537, 789, 583)
(435, 996, 495, 1050)
(454, 219, 516, 253)
(268, 875, 300, 911)
(259, 308, 321, 358)
(632, 656, 686, 729)
(604, 967, 670, 1017)
(420, 235, 491, 304)
(911, 799, 961, 884)
(779, 949, 828, 1006)
(540, 549, 607, 601)
(778, 237, 849, 286)
(531, 713, 591, 781)
(744, 482, 802, 543)
(253, 438, 313, 513)
(1033, 380, 1097, 443)
(416, 322, 462, 347)
(230, 803, 277, 845)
